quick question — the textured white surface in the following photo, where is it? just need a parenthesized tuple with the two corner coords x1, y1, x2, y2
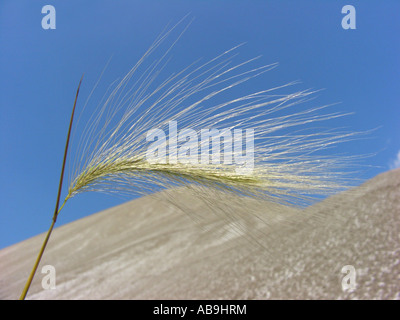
(1, 169, 399, 300)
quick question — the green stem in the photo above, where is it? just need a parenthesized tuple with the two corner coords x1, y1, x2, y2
(19, 75, 83, 300)
(18, 202, 66, 300)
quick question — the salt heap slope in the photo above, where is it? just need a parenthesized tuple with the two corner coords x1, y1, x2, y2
(0, 168, 399, 299)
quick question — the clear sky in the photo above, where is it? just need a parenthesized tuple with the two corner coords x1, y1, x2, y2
(1, 1, 399, 249)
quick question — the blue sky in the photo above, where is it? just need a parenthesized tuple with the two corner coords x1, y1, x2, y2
(0, 1, 399, 249)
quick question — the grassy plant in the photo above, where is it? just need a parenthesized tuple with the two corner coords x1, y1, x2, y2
(20, 21, 364, 299)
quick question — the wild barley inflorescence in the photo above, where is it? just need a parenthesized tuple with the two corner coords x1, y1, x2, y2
(67, 32, 358, 207)
(20, 21, 364, 299)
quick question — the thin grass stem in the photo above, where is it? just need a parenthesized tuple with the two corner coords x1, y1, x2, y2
(19, 76, 83, 300)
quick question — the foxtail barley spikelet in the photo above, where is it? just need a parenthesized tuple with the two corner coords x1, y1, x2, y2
(20, 20, 365, 299)
(67, 23, 359, 208)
